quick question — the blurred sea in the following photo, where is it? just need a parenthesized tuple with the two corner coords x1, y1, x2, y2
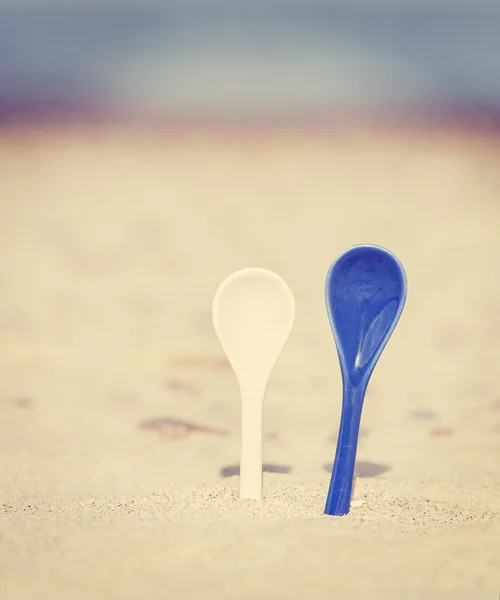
(1, 5, 500, 124)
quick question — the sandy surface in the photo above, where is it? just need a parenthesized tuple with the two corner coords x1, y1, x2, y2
(0, 125, 499, 599)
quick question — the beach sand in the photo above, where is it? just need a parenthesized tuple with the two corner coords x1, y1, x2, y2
(0, 125, 499, 599)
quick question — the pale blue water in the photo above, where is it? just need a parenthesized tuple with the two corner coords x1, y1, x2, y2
(1, 6, 500, 119)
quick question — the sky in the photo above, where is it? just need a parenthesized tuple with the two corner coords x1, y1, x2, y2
(0, 0, 499, 10)
(1, 3, 499, 120)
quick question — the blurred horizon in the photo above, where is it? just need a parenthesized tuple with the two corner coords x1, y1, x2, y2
(1, 3, 500, 127)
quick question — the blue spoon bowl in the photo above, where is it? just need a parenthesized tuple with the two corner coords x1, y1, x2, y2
(324, 244, 407, 516)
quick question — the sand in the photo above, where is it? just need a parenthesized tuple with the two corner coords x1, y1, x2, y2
(0, 124, 499, 599)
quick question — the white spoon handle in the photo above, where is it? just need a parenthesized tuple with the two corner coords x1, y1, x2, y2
(240, 384, 265, 500)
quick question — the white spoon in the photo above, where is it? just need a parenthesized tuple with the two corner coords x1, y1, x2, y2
(212, 268, 295, 500)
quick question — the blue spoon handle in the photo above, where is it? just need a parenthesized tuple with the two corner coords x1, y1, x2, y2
(325, 382, 367, 516)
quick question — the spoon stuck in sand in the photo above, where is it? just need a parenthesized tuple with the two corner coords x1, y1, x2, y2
(324, 245, 407, 516)
(213, 268, 295, 500)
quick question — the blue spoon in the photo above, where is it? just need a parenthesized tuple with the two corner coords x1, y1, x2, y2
(324, 244, 407, 516)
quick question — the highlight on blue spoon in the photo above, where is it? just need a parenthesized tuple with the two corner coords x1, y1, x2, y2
(324, 244, 407, 516)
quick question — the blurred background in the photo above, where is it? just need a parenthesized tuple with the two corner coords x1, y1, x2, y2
(0, 0, 499, 496)
(1, 1, 500, 125)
